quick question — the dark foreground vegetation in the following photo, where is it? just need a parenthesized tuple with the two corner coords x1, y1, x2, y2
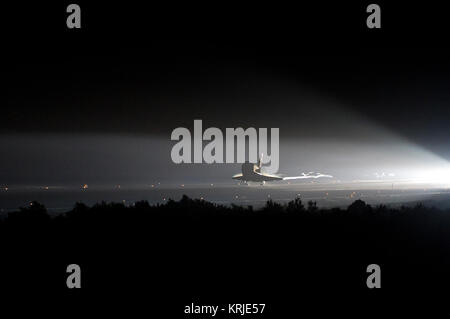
(3, 194, 450, 224)
(1, 195, 449, 316)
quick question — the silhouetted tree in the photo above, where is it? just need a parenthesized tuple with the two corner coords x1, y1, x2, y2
(307, 200, 318, 212)
(287, 197, 305, 213)
(348, 199, 372, 213)
(263, 199, 283, 213)
(7, 201, 50, 225)
(133, 200, 151, 210)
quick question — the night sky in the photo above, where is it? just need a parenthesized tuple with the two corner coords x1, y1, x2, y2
(2, 2, 450, 197)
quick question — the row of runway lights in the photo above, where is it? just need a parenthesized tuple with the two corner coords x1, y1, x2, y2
(2, 184, 386, 207)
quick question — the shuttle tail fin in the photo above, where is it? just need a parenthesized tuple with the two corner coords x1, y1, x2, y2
(257, 153, 263, 169)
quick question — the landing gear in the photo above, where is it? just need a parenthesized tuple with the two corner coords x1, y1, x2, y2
(260, 181, 266, 186)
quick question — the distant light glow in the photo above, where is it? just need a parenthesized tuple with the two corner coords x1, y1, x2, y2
(411, 167, 450, 186)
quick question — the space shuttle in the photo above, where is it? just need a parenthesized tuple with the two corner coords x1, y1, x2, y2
(232, 154, 283, 184)
(232, 154, 332, 184)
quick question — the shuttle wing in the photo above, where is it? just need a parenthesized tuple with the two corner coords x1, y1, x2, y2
(255, 172, 283, 181)
(232, 173, 244, 180)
